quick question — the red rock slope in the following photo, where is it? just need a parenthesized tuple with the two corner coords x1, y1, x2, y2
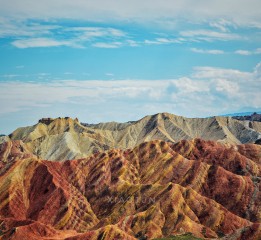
(0, 139, 260, 239)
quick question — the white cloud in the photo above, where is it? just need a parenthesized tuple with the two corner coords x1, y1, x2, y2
(1, 1, 261, 28)
(67, 27, 126, 39)
(172, 77, 210, 93)
(189, 47, 261, 56)
(126, 40, 139, 47)
(0, 19, 129, 49)
(215, 78, 240, 96)
(191, 48, 225, 54)
(144, 38, 182, 45)
(180, 29, 241, 41)
(235, 50, 252, 55)
(192, 66, 252, 80)
(155, 38, 181, 44)
(0, 17, 60, 38)
(92, 42, 122, 48)
(209, 19, 237, 32)
(11, 38, 78, 48)
(0, 13, 257, 50)
(0, 79, 168, 115)
(0, 62, 260, 119)
(93, 39, 139, 48)
(235, 48, 261, 55)
(144, 39, 162, 45)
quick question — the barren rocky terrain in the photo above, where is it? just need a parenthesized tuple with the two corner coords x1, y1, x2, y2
(4, 113, 261, 160)
(0, 114, 260, 239)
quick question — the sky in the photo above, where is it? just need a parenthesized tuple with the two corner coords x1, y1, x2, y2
(0, 0, 261, 134)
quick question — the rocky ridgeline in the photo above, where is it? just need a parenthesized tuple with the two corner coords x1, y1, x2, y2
(5, 113, 261, 160)
(38, 117, 79, 125)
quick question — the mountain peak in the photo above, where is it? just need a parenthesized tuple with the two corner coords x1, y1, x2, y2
(38, 117, 79, 125)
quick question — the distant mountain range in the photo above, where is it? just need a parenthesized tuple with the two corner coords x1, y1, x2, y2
(232, 112, 261, 122)
(222, 111, 261, 117)
(2, 113, 260, 160)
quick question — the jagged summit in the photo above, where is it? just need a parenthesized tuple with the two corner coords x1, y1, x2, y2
(38, 117, 79, 125)
(4, 112, 261, 160)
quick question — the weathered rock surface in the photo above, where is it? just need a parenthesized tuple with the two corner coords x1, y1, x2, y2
(0, 139, 260, 239)
(7, 113, 261, 160)
(0, 135, 10, 145)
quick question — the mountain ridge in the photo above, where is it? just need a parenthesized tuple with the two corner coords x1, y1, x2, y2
(3, 112, 260, 160)
(1, 114, 260, 239)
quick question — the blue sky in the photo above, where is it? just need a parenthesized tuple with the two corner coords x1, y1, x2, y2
(0, 0, 261, 134)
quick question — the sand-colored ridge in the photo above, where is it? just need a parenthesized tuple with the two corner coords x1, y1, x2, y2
(6, 113, 261, 160)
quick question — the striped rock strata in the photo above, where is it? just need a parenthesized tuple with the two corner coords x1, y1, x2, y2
(0, 139, 260, 239)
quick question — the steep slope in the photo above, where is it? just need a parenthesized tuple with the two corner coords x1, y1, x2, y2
(9, 117, 112, 160)
(0, 139, 260, 239)
(7, 113, 261, 160)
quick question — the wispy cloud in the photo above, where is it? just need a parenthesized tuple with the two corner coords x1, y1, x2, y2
(0, 14, 257, 50)
(209, 19, 237, 32)
(144, 38, 183, 45)
(235, 50, 252, 56)
(190, 47, 261, 55)
(126, 40, 139, 47)
(92, 42, 122, 48)
(1, 18, 130, 49)
(0, 62, 260, 119)
(65, 27, 126, 40)
(92, 39, 140, 48)
(0, 18, 60, 38)
(190, 48, 225, 54)
(11, 38, 78, 48)
(235, 48, 261, 55)
(192, 66, 252, 80)
(180, 29, 241, 41)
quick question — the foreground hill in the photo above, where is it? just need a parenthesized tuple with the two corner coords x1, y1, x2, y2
(0, 139, 260, 239)
(6, 113, 261, 160)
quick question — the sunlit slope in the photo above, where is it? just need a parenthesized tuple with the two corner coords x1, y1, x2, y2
(8, 113, 261, 160)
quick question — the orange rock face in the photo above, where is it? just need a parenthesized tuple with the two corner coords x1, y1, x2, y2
(0, 139, 260, 239)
